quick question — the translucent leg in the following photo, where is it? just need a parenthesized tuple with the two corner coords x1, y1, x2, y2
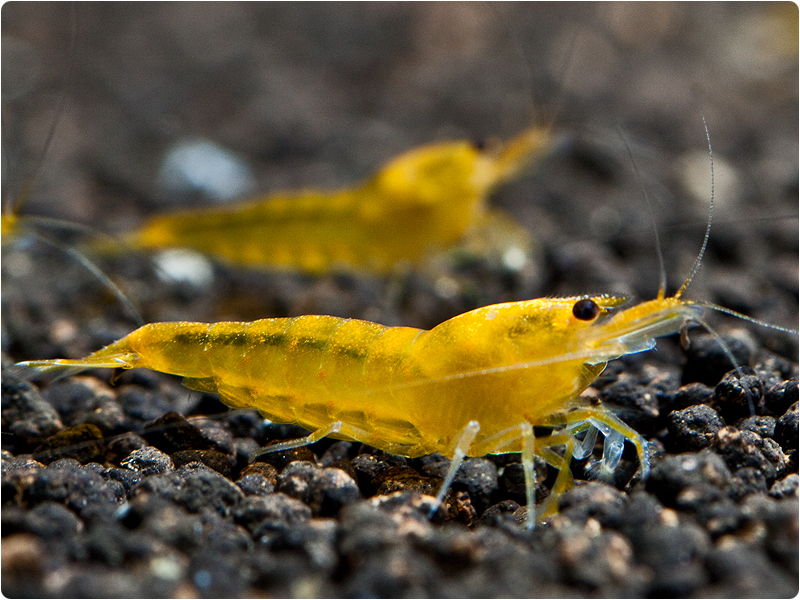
(545, 407, 650, 479)
(520, 424, 537, 529)
(597, 429, 626, 481)
(429, 420, 481, 518)
(571, 425, 598, 461)
(473, 422, 542, 527)
(534, 436, 576, 521)
(588, 417, 611, 437)
(248, 420, 370, 460)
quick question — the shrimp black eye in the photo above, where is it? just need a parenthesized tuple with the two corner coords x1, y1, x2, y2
(572, 298, 600, 321)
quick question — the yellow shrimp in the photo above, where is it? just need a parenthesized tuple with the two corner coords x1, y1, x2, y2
(124, 126, 552, 275)
(19, 289, 753, 527)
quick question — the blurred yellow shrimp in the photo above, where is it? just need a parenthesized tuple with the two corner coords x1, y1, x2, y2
(125, 126, 552, 275)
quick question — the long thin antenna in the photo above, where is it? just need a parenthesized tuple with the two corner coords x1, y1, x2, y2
(675, 114, 714, 299)
(540, 26, 581, 133)
(29, 230, 145, 327)
(489, 4, 537, 127)
(489, 5, 579, 132)
(6, 3, 78, 216)
(618, 128, 667, 299)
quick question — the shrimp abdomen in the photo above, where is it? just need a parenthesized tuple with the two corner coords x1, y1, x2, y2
(239, 317, 426, 445)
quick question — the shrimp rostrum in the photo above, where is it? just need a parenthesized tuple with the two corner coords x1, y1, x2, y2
(18, 289, 725, 527)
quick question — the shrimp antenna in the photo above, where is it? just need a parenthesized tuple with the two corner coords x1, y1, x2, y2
(540, 25, 581, 133)
(490, 5, 537, 128)
(701, 302, 798, 335)
(489, 5, 578, 132)
(27, 229, 145, 327)
(5, 3, 78, 216)
(675, 113, 714, 299)
(689, 314, 755, 414)
(618, 127, 668, 300)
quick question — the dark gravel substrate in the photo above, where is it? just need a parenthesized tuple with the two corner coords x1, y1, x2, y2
(2, 4, 797, 598)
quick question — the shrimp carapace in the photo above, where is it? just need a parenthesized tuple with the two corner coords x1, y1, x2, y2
(125, 126, 553, 275)
(18, 292, 715, 527)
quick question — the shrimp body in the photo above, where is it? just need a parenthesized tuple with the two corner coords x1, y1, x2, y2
(127, 126, 552, 274)
(2, 214, 19, 237)
(19, 293, 705, 524)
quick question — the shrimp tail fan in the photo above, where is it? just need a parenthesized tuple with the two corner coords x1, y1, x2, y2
(15, 343, 141, 381)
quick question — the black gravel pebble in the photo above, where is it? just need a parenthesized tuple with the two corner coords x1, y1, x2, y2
(557, 481, 628, 524)
(371, 465, 440, 503)
(728, 467, 769, 502)
(627, 520, 710, 597)
(775, 402, 799, 452)
(172, 448, 233, 477)
(39, 380, 105, 426)
(2, 373, 63, 450)
(598, 380, 661, 434)
(236, 472, 276, 497)
(121, 446, 174, 476)
(161, 462, 246, 517)
(765, 378, 799, 416)
(705, 542, 797, 598)
(105, 432, 148, 465)
(238, 461, 279, 486)
(23, 458, 122, 522)
(2, 455, 44, 506)
(735, 414, 776, 439)
(498, 459, 550, 507)
(276, 460, 361, 517)
(682, 331, 757, 387)
(666, 404, 725, 451)
(142, 412, 226, 455)
(480, 499, 523, 526)
(715, 371, 767, 422)
(2, 501, 83, 540)
(666, 382, 716, 412)
(713, 426, 784, 483)
(769, 474, 799, 499)
(422, 456, 500, 516)
(251, 443, 318, 471)
(645, 450, 731, 507)
(351, 453, 406, 495)
(32, 422, 105, 465)
(101, 466, 142, 496)
(1, 534, 48, 598)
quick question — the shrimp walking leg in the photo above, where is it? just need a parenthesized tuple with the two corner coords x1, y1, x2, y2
(535, 436, 578, 520)
(545, 407, 651, 479)
(430, 420, 480, 517)
(590, 423, 626, 482)
(475, 422, 550, 527)
(250, 420, 371, 459)
(572, 424, 599, 461)
(520, 424, 537, 529)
